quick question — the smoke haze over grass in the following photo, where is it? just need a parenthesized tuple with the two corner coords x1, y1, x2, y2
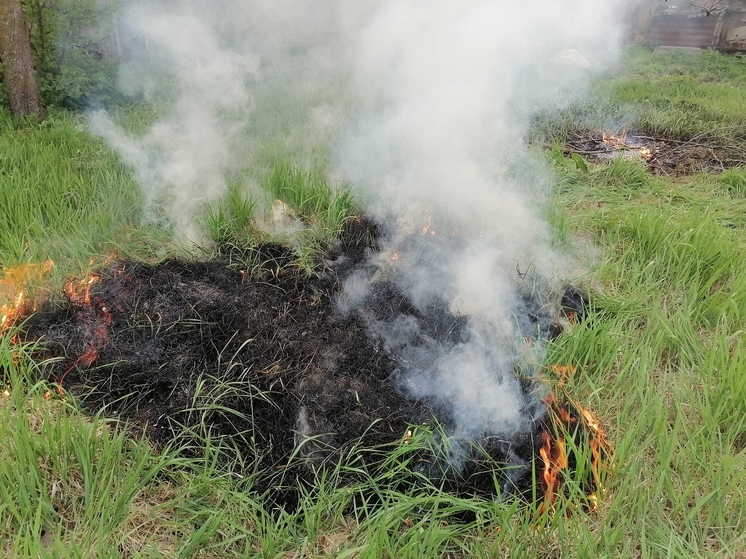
(90, 6, 260, 243)
(90, 0, 625, 450)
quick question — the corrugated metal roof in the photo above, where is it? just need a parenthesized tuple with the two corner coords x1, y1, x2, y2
(647, 14, 719, 48)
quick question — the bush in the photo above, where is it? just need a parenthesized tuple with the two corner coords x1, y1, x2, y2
(23, 0, 127, 109)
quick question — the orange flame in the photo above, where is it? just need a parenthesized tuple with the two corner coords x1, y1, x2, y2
(538, 392, 611, 515)
(63, 274, 101, 306)
(57, 272, 113, 392)
(1, 260, 54, 333)
(551, 364, 576, 388)
(638, 146, 653, 160)
(602, 131, 653, 161)
(539, 431, 568, 514)
(578, 405, 609, 497)
(602, 131, 627, 148)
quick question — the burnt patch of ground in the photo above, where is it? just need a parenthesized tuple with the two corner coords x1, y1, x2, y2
(18, 216, 586, 508)
(22, 252, 417, 505)
(562, 130, 746, 176)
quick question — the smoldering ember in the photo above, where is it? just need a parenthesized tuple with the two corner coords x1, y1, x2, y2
(12, 216, 606, 511)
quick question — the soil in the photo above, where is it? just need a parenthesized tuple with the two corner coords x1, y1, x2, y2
(18, 217, 589, 508)
(563, 130, 746, 176)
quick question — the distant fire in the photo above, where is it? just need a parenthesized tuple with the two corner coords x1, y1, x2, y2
(601, 131, 627, 148)
(421, 221, 436, 236)
(638, 146, 653, 161)
(602, 130, 655, 161)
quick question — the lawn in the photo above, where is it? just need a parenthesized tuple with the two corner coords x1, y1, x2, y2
(1, 47, 745, 558)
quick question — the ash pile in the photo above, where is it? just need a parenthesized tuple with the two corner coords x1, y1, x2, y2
(20, 217, 585, 506)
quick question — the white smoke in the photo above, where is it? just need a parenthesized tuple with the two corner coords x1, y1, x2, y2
(90, 0, 624, 455)
(89, 6, 259, 244)
(334, 0, 624, 445)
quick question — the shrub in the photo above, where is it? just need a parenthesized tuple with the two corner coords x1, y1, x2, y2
(23, 0, 126, 109)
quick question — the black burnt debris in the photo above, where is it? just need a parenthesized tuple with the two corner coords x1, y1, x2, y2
(18, 216, 591, 507)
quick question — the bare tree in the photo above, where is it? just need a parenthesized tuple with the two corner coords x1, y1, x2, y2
(0, 0, 44, 118)
(692, 0, 727, 16)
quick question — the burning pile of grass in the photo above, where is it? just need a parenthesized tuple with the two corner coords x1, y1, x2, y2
(562, 129, 746, 176)
(3, 217, 607, 510)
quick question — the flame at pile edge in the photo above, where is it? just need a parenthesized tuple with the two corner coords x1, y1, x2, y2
(537, 388, 612, 515)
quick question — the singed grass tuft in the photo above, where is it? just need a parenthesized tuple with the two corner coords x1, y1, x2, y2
(202, 161, 355, 273)
(261, 161, 354, 238)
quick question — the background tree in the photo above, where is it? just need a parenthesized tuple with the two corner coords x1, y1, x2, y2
(24, 0, 122, 109)
(0, 0, 44, 117)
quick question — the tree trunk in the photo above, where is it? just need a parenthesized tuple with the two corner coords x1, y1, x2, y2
(0, 0, 44, 118)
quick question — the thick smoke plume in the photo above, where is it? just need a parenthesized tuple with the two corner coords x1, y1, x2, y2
(336, 0, 623, 453)
(91, 0, 623, 466)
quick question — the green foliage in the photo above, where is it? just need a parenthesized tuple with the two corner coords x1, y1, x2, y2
(531, 47, 746, 145)
(22, 0, 125, 109)
(202, 161, 355, 273)
(550, 150, 655, 197)
(547, 156, 746, 557)
(262, 162, 354, 238)
(0, 107, 165, 277)
(201, 186, 258, 250)
(2, 46, 746, 557)
(718, 166, 746, 197)
(593, 157, 652, 190)
(262, 163, 355, 270)
(0, 377, 179, 557)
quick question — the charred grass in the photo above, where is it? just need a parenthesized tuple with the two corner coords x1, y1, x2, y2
(2, 48, 746, 558)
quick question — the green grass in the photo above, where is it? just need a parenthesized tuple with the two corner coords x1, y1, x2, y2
(0, 107, 186, 288)
(600, 48, 746, 141)
(533, 47, 746, 145)
(1, 47, 746, 557)
(200, 162, 354, 273)
(542, 173, 746, 556)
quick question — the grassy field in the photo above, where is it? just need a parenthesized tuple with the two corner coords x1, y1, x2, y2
(1, 47, 745, 558)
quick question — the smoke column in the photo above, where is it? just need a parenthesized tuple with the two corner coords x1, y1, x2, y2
(89, 5, 259, 244)
(90, 0, 624, 460)
(334, 0, 623, 451)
